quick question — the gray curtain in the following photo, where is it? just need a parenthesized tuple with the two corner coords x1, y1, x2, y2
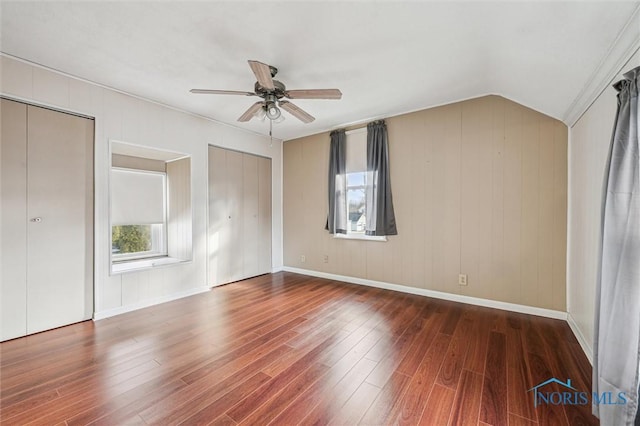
(326, 129, 347, 234)
(365, 120, 397, 236)
(593, 65, 640, 425)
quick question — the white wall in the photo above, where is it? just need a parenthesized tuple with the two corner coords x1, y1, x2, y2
(568, 48, 640, 362)
(0, 55, 283, 318)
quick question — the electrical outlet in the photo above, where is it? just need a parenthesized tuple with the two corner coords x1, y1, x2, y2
(300, 255, 306, 263)
(458, 274, 468, 286)
(323, 255, 329, 263)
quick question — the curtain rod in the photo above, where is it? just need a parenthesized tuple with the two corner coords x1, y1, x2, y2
(341, 119, 387, 135)
(345, 127, 366, 135)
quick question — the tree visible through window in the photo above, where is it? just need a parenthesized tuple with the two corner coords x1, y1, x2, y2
(112, 225, 152, 254)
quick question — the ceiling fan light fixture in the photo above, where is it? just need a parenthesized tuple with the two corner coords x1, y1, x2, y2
(265, 102, 281, 120)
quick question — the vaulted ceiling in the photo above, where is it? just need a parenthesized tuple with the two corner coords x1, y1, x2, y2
(1, 1, 639, 140)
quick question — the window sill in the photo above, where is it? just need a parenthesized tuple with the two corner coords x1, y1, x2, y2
(111, 256, 188, 274)
(334, 233, 387, 242)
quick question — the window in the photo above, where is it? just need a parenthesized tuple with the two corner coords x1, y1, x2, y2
(110, 141, 193, 274)
(111, 168, 167, 261)
(339, 128, 386, 241)
(328, 122, 396, 239)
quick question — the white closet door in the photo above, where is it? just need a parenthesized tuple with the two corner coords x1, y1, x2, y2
(208, 147, 272, 286)
(243, 153, 259, 278)
(258, 157, 272, 274)
(208, 146, 229, 286)
(26, 105, 94, 334)
(1, 99, 28, 341)
(226, 150, 244, 283)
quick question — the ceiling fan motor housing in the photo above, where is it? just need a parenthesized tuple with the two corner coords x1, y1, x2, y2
(254, 80, 287, 99)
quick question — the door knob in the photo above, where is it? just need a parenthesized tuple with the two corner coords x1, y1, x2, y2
(30, 217, 42, 223)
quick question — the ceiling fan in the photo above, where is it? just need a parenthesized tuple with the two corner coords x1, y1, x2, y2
(190, 60, 342, 124)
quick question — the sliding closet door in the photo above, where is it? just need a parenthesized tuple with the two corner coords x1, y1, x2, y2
(243, 154, 260, 278)
(26, 105, 94, 334)
(1, 100, 93, 341)
(226, 150, 245, 283)
(1, 99, 28, 341)
(208, 146, 272, 286)
(258, 156, 272, 274)
(209, 146, 230, 285)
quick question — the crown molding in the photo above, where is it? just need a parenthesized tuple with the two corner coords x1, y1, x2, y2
(564, 5, 640, 127)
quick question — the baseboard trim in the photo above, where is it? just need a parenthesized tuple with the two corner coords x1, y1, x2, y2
(93, 286, 210, 320)
(282, 267, 567, 320)
(567, 313, 594, 365)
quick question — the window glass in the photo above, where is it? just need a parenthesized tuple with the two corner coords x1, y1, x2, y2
(112, 223, 165, 259)
(344, 130, 369, 237)
(347, 172, 366, 233)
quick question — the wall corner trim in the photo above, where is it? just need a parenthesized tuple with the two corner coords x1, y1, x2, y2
(563, 4, 640, 127)
(281, 266, 568, 321)
(93, 286, 210, 320)
(567, 312, 594, 365)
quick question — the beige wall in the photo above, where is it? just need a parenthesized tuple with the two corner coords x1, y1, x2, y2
(568, 49, 640, 360)
(284, 95, 568, 311)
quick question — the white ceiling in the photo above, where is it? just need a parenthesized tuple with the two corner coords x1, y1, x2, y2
(1, 1, 638, 140)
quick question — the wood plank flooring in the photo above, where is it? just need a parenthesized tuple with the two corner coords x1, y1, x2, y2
(0, 272, 598, 425)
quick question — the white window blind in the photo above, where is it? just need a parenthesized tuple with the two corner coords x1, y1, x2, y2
(111, 169, 165, 225)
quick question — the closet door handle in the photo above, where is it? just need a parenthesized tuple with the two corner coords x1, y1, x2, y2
(30, 217, 42, 223)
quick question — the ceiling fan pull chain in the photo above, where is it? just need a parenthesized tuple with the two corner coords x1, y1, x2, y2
(270, 119, 273, 147)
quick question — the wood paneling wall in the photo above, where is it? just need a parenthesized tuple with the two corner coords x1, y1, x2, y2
(167, 157, 192, 261)
(568, 50, 640, 358)
(283, 95, 568, 311)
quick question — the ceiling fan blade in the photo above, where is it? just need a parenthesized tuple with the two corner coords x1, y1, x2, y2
(190, 89, 256, 96)
(279, 101, 315, 123)
(238, 102, 264, 122)
(285, 89, 342, 100)
(248, 60, 275, 90)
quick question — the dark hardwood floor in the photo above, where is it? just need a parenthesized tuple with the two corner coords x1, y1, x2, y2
(0, 272, 597, 425)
